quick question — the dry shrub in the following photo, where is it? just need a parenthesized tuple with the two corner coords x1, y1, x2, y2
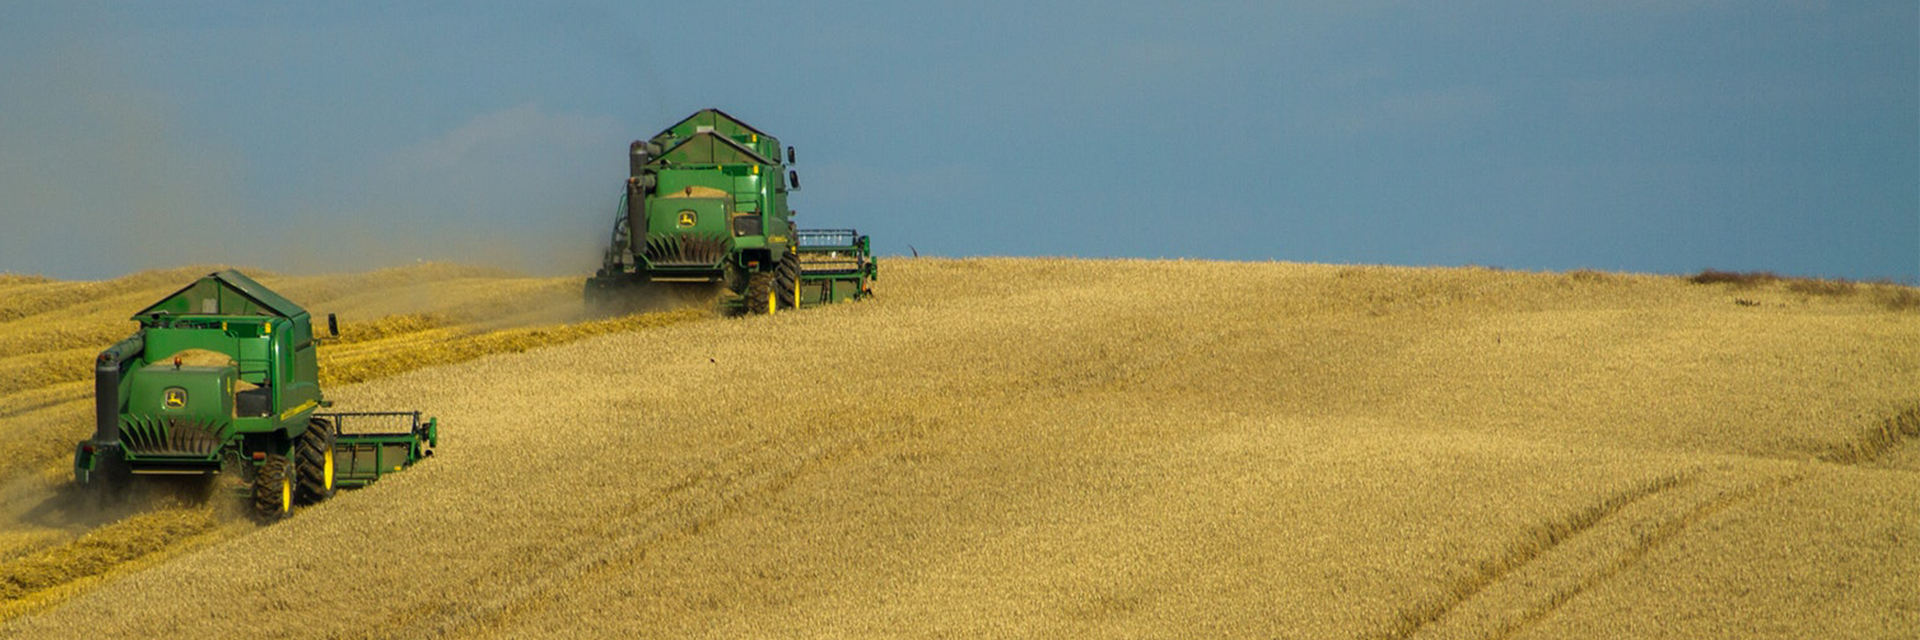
(1784, 278, 1857, 297)
(1566, 268, 1604, 281)
(1688, 269, 1781, 287)
(1565, 269, 1618, 284)
(1690, 269, 1920, 310)
(1871, 284, 1920, 311)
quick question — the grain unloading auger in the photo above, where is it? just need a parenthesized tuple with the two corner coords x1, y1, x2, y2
(586, 108, 876, 314)
(73, 270, 438, 522)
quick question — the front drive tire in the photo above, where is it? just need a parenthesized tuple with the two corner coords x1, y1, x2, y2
(252, 453, 295, 523)
(296, 419, 337, 504)
(747, 272, 778, 315)
(777, 251, 801, 310)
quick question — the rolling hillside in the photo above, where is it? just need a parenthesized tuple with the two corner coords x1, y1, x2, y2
(1, 258, 1915, 639)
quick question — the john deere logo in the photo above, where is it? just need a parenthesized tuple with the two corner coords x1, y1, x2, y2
(163, 387, 187, 409)
(677, 210, 697, 228)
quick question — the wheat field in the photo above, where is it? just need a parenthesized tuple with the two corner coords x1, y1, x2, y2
(0, 258, 1914, 639)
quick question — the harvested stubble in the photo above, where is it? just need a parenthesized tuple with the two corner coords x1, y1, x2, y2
(0, 264, 707, 620)
(1, 258, 1916, 639)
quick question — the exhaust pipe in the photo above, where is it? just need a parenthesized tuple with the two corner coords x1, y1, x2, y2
(92, 334, 143, 445)
(627, 171, 657, 251)
(629, 140, 649, 176)
(629, 141, 663, 176)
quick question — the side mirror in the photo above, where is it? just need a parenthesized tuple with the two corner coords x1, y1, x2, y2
(787, 146, 796, 164)
(327, 313, 339, 338)
(788, 170, 800, 190)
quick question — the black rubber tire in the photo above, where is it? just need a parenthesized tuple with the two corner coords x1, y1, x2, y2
(296, 419, 336, 504)
(252, 453, 294, 523)
(583, 278, 605, 308)
(746, 271, 778, 315)
(776, 251, 801, 310)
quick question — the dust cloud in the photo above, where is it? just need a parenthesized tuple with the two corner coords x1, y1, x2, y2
(0, 49, 623, 282)
(0, 473, 234, 533)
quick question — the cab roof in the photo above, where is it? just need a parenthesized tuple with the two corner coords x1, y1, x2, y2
(651, 108, 783, 163)
(656, 108, 772, 142)
(133, 269, 306, 319)
(653, 130, 775, 166)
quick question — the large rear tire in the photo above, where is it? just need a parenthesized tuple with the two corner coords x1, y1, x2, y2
(252, 453, 294, 523)
(747, 272, 778, 315)
(296, 419, 336, 504)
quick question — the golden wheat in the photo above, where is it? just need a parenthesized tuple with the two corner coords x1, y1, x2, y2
(0, 259, 1913, 639)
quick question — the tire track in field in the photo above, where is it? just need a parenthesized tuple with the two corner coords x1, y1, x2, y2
(377, 409, 930, 639)
(1381, 468, 1808, 640)
(1384, 402, 1917, 640)
(1484, 471, 1807, 640)
(1819, 404, 1920, 466)
(1377, 472, 1691, 640)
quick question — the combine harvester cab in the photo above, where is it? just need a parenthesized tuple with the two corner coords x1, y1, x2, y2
(72, 269, 438, 522)
(586, 108, 876, 314)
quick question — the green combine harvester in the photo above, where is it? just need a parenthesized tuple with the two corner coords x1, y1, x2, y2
(586, 108, 876, 313)
(73, 270, 437, 521)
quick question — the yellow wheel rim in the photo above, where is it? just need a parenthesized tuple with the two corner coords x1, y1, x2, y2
(279, 474, 292, 512)
(767, 290, 778, 315)
(323, 447, 335, 492)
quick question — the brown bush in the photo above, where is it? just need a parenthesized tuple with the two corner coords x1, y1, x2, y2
(1565, 268, 1615, 283)
(1872, 284, 1920, 311)
(1688, 268, 1782, 286)
(1785, 278, 1858, 297)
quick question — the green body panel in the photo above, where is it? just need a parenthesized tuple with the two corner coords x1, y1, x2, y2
(125, 364, 234, 421)
(633, 114, 793, 274)
(75, 270, 432, 492)
(103, 273, 325, 471)
(590, 108, 868, 311)
(116, 363, 239, 464)
(646, 196, 730, 238)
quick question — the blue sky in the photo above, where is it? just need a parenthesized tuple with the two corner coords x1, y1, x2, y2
(2, 1, 1914, 282)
